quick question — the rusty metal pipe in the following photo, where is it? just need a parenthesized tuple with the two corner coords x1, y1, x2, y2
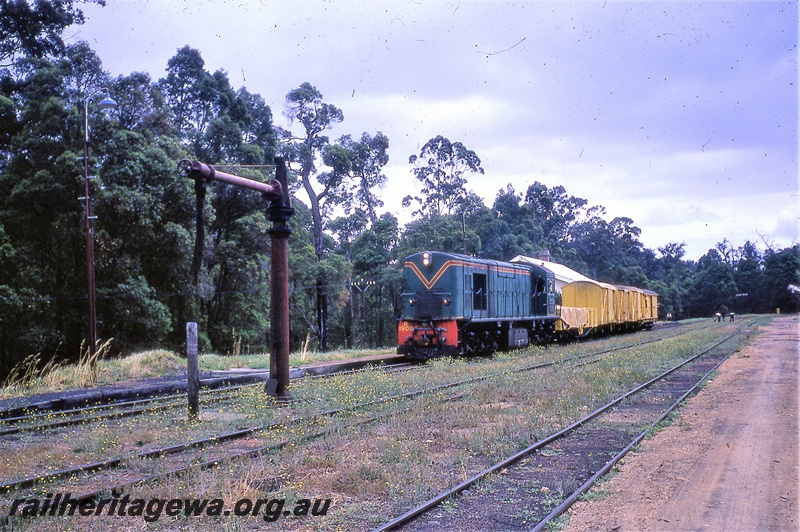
(178, 159, 281, 198)
(178, 158, 293, 400)
(266, 157, 294, 401)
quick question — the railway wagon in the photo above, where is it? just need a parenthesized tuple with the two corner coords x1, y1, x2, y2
(613, 285, 658, 329)
(560, 280, 618, 333)
(641, 288, 658, 323)
(614, 285, 635, 324)
(397, 251, 559, 359)
(561, 281, 658, 335)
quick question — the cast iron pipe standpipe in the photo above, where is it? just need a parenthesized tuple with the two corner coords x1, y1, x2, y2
(178, 159, 294, 400)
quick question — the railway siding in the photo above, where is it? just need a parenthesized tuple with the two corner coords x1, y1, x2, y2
(0, 320, 770, 530)
(384, 326, 746, 531)
(0, 354, 403, 419)
(565, 316, 799, 531)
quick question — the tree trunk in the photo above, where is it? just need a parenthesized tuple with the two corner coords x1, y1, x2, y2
(302, 171, 329, 351)
(316, 279, 328, 351)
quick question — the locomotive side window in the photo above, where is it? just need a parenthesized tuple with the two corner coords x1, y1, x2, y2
(473, 273, 488, 311)
(535, 278, 545, 294)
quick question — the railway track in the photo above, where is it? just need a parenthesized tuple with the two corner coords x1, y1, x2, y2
(0, 354, 407, 419)
(0, 323, 693, 436)
(0, 357, 410, 435)
(0, 323, 710, 504)
(373, 327, 752, 531)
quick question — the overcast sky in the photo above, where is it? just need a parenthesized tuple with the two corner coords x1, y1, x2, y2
(72, 0, 798, 261)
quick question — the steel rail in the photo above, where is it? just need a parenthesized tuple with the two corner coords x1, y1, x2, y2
(75, 387, 471, 502)
(73, 408, 404, 502)
(0, 357, 407, 433)
(0, 376, 259, 420)
(0, 385, 246, 436)
(371, 331, 738, 531)
(0, 372, 422, 494)
(0, 326, 705, 496)
(529, 348, 735, 532)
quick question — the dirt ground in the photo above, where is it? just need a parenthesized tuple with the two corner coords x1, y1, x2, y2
(566, 316, 799, 532)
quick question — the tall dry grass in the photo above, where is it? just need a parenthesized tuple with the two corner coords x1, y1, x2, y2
(1, 339, 113, 397)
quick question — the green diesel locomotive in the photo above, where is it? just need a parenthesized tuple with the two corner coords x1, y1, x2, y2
(397, 251, 560, 360)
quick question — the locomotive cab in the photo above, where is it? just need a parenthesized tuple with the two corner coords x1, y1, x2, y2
(529, 264, 557, 317)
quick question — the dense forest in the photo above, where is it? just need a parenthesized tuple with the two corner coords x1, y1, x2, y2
(1, 1, 798, 377)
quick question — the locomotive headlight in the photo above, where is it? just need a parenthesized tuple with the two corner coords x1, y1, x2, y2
(443, 297, 451, 306)
(409, 298, 415, 307)
(422, 251, 431, 266)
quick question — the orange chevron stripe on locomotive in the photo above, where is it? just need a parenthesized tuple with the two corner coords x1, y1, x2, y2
(405, 260, 468, 289)
(404, 260, 523, 290)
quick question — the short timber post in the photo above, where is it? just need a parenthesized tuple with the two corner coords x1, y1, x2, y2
(186, 322, 199, 420)
(265, 157, 294, 400)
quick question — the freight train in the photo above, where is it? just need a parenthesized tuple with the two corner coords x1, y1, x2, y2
(397, 251, 658, 360)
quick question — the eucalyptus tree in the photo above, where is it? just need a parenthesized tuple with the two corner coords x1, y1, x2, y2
(0, 0, 104, 68)
(568, 206, 612, 280)
(350, 213, 401, 346)
(0, 93, 20, 169)
(396, 215, 467, 259)
(733, 241, 764, 313)
(686, 248, 737, 317)
(112, 71, 170, 136)
(156, 46, 282, 352)
(281, 83, 393, 351)
(605, 216, 648, 285)
(280, 82, 345, 350)
(281, 82, 345, 256)
(404, 135, 484, 217)
(338, 131, 389, 223)
(237, 88, 276, 163)
(477, 184, 541, 259)
(329, 210, 369, 261)
(649, 242, 691, 319)
(762, 245, 800, 313)
(58, 41, 105, 99)
(326, 130, 389, 347)
(94, 131, 194, 350)
(283, 116, 390, 350)
(524, 182, 588, 249)
(0, 50, 115, 365)
(158, 46, 206, 141)
(158, 46, 236, 153)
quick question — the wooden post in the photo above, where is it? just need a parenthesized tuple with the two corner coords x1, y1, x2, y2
(187, 322, 199, 420)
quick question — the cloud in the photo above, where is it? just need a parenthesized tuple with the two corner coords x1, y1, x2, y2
(76, 0, 798, 261)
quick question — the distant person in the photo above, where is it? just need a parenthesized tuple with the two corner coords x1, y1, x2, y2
(714, 312, 722, 322)
(728, 312, 735, 322)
